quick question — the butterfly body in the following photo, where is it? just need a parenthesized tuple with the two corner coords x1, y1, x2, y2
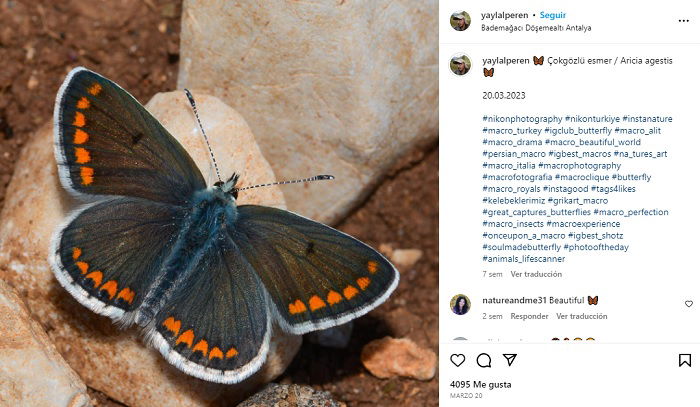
(50, 67, 399, 383)
(134, 187, 238, 326)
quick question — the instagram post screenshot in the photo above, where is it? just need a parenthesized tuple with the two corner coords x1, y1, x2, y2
(0, 1, 437, 407)
(1, 0, 698, 406)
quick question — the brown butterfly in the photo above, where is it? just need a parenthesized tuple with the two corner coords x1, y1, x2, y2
(533, 56, 544, 65)
(483, 67, 494, 77)
(588, 295, 598, 305)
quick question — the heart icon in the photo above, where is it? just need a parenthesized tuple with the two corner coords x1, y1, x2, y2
(450, 353, 466, 367)
(685, 300, 693, 308)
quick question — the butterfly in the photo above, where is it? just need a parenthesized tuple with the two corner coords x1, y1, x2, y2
(483, 67, 494, 77)
(533, 56, 544, 65)
(588, 295, 598, 305)
(49, 67, 399, 384)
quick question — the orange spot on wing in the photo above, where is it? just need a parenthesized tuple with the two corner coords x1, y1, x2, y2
(76, 261, 89, 274)
(88, 83, 102, 95)
(74, 147, 91, 164)
(225, 347, 238, 358)
(288, 299, 307, 314)
(209, 347, 224, 360)
(73, 112, 85, 127)
(100, 280, 118, 299)
(117, 288, 135, 304)
(343, 285, 359, 300)
(176, 330, 194, 347)
(73, 129, 89, 144)
(192, 339, 208, 356)
(308, 295, 326, 311)
(367, 261, 378, 274)
(80, 167, 94, 185)
(85, 271, 103, 288)
(72, 247, 82, 260)
(357, 277, 370, 290)
(77, 97, 90, 109)
(162, 317, 181, 336)
(327, 290, 342, 305)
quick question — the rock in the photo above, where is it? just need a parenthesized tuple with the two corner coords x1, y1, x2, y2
(378, 243, 394, 258)
(0, 279, 90, 407)
(361, 337, 436, 381)
(178, 0, 438, 224)
(0, 92, 301, 406)
(237, 383, 342, 407)
(390, 249, 423, 268)
(306, 321, 353, 349)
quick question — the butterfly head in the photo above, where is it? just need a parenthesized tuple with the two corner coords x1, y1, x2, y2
(214, 173, 241, 200)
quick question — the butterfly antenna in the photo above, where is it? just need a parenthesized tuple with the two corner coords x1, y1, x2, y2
(235, 174, 335, 193)
(184, 89, 222, 183)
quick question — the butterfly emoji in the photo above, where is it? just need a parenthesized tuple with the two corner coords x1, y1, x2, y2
(49, 67, 399, 383)
(533, 56, 544, 65)
(483, 67, 494, 77)
(588, 295, 598, 305)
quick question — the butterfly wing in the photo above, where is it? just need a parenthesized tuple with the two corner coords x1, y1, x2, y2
(148, 235, 270, 384)
(54, 67, 206, 204)
(50, 197, 186, 322)
(232, 205, 399, 335)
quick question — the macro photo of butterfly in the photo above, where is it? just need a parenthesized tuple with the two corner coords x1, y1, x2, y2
(49, 67, 400, 383)
(0, 2, 437, 406)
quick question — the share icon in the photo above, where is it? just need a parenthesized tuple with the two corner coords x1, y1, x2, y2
(503, 354, 517, 367)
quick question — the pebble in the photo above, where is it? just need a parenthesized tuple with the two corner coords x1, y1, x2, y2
(361, 337, 436, 381)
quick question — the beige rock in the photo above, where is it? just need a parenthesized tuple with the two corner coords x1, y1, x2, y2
(0, 92, 300, 406)
(390, 249, 424, 268)
(361, 337, 436, 381)
(0, 280, 90, 407)
(378, 243, 394, 258)
(178, 0, 438, 224)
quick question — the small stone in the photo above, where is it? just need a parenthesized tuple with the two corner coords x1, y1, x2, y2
(0, 280, 90, 407)
(305, 321, 353, 349)
(27, 74, 38, 90)
(378, 243, 394, 258)
(361, 337, 436, 381)
(24, 45, 35, 61)
(238, 383, 342, 407)
(390, 249, 423, 268)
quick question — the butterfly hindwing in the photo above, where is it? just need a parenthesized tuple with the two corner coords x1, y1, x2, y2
(232, 205, 399, 335)
(149, 235, 270, 383)
(50, 197, 186, 321)
(54, 67, 206, 204)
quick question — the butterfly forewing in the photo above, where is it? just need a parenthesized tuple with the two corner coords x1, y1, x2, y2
(233, 205, 399, 334)
(54, 67, 206, 204)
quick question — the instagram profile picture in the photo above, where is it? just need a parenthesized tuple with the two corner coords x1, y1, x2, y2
(450, 11, 471, 31)
(450, 294, 471, 315)
(450, 54, 471, 76)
